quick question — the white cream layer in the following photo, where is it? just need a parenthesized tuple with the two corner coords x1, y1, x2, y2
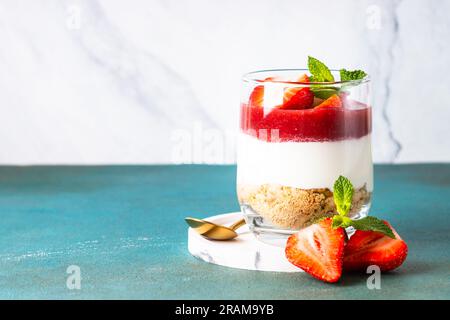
(237, 133, 373, 191)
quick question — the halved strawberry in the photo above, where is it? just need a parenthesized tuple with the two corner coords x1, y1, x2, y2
(314, 94, 342, 109)
(344, 222, 408, 272)
(285, 218, 345, 283)
(281, 74, 314, 110)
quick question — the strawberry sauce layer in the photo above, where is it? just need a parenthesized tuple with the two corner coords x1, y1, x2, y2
(240, 104, 371, 142)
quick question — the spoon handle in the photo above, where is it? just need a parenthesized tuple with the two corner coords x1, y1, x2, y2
(229, 218, 246, 231)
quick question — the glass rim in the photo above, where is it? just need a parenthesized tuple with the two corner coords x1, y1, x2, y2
(242, 68, 370, 85)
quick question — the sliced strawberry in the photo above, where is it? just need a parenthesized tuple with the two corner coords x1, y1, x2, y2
(281, 87, 314, 110)
(344, 222, 408, 272)
(248, 77, 278, 107)
(281, 74, 314, 110)
(285, 218, 345, 283)
(314, 94, 342, 109)
(248, 85, 265, 107)
(283, 74, 309, 102)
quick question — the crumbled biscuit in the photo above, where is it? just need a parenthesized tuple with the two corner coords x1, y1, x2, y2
(237, 184, 370, 229)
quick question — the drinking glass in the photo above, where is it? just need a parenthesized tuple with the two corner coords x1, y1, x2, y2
(237, 69, 372, 245)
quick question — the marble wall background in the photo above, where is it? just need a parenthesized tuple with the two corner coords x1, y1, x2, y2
(0, 0, 449, 164)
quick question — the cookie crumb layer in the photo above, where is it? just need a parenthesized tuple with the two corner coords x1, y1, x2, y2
(237, 184, 370, 229)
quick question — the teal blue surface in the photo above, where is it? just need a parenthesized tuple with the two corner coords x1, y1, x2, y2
(0, 164, 448, 299)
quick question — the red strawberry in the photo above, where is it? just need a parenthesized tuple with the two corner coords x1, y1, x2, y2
(283, 74, 308, 101)
(281, 74, 314, 110)
(248, 77, 278, 107)
(314, 94, 342, 109)
(285, 218, 345, 283)
(344, 222, 408, 272)
(248, 85, 264, 107)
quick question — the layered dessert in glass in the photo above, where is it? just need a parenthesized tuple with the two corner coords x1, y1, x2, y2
(237, 69, 372, 242)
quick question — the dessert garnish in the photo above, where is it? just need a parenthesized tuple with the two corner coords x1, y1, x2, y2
(285, 176, 408, 283)
(314, 94, 342, 109)
(249, 85, 265, 107)
(340, 68, 368, 81)
(330, 176, 395, 237)
(308, 56, 367, 99)
(281, 74, 314, 110)
(248, 56, 367, 109)
(248, 77, 279, 107)
(307, 57, 367, 83)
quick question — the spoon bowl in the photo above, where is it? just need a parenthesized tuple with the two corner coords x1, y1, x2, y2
(185, 217, 246, 240)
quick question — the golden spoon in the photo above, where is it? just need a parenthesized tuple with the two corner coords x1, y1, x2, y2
(185, 217, 246, 240)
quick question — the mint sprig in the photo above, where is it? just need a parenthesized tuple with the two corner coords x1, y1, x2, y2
(307, 56, 367, 99)
(340, 69, 367, 81)
(330, 175, 396, 238)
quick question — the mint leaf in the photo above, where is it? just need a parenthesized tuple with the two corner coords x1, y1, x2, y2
(340, 69, 367, 81)
(332, 215, 353, 229)
(330, 176, 395, 238)
(350, 216, 396, 238)
(333, 176, 354, 216)
(331, 215, 396, 239)
(308, 56, 336, 99)
(308, 56, 334, 82)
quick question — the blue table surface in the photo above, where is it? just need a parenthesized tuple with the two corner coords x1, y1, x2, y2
(0, 164, 449, 300)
